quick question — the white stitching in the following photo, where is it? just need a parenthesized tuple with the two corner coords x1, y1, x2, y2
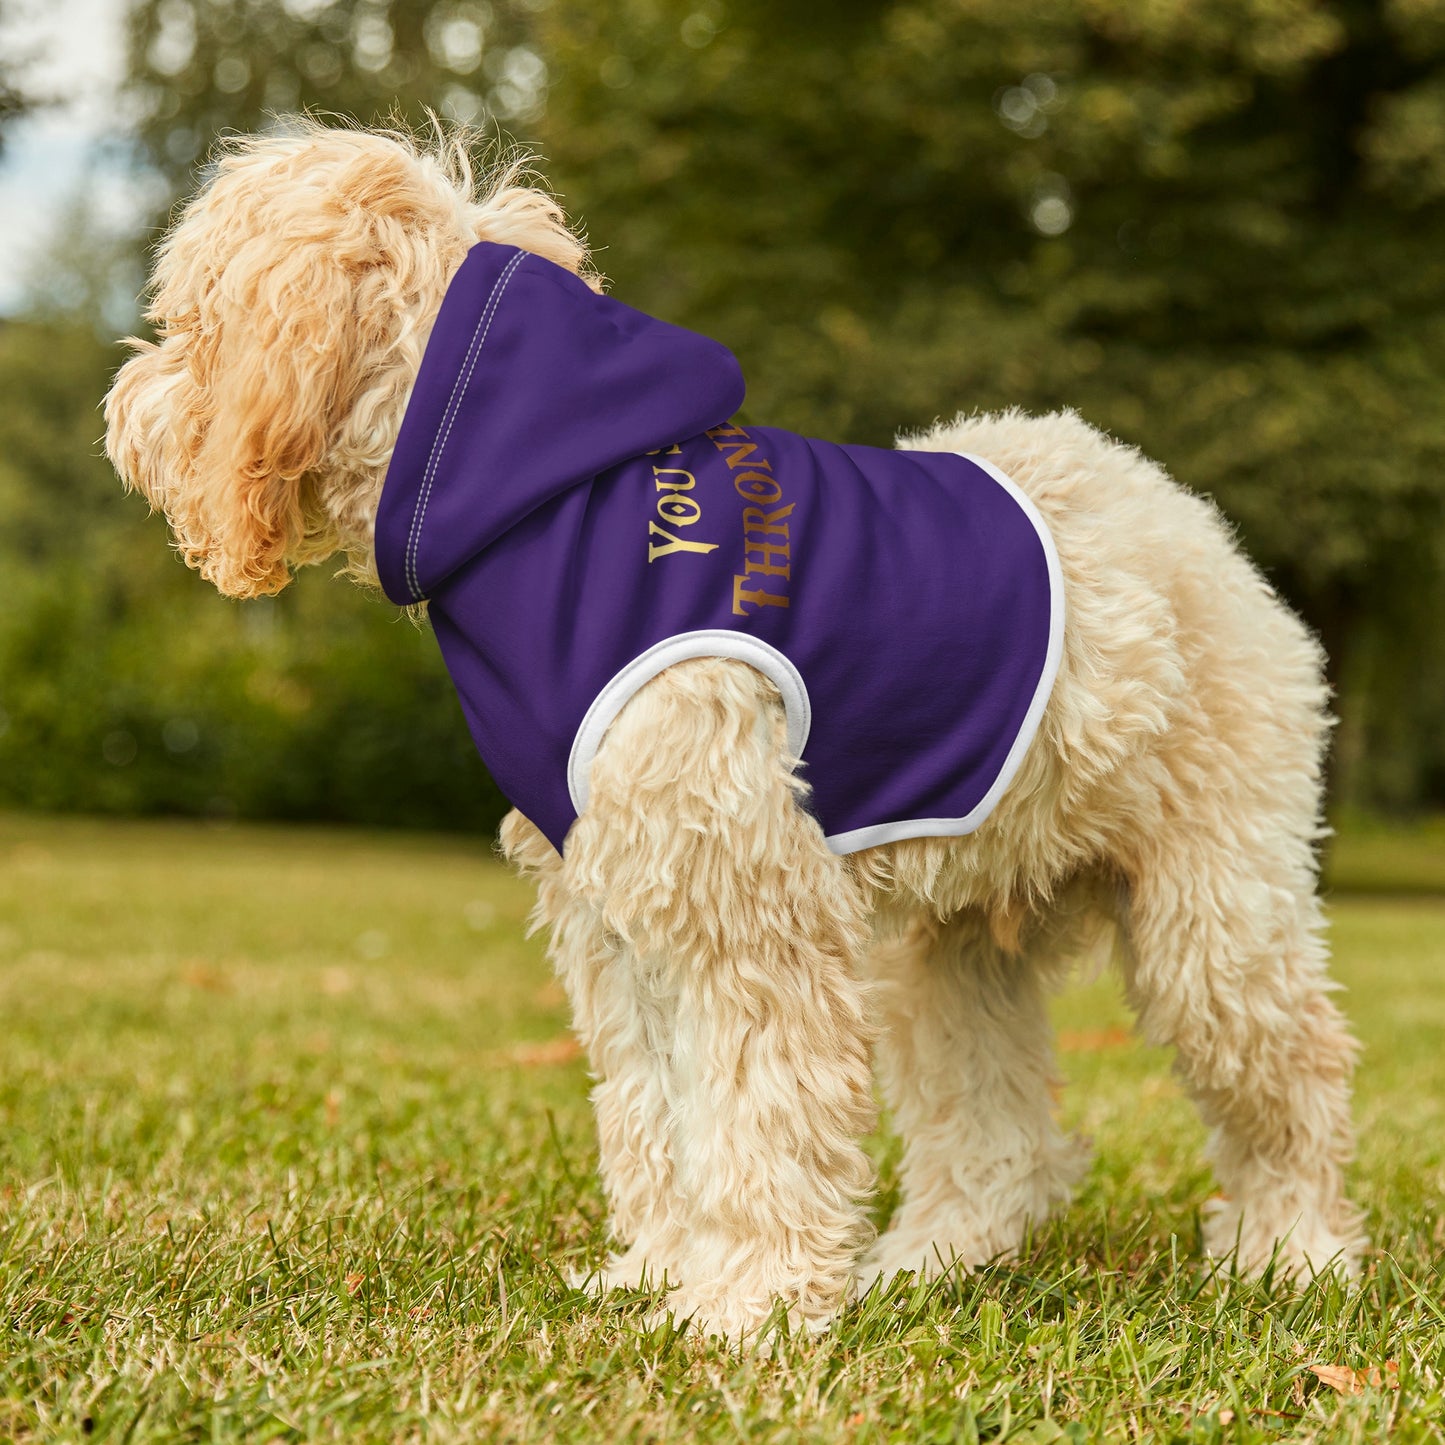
(405, 304, 486, 599)
(405, 248, 528, 600)
(405, 247, 525, 598)
(406, 248, 526, 598)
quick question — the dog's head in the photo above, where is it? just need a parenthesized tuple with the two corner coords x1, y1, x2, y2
(105, 121, 591, 597)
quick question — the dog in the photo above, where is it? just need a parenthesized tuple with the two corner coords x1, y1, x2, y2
(105, 121, 1364, 1342)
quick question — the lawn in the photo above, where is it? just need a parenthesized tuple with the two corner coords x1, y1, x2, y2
(1, 812, 1442, 1442)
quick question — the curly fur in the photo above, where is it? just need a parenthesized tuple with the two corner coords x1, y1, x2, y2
(105, 121, 1365, 1344)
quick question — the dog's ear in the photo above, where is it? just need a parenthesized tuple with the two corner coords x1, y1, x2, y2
(107, 237, 382, 599)
(185, 239, 375, 598)
(105, 331, 200, 546)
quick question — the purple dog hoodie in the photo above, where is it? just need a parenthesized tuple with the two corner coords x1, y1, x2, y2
(374, 243, 1063, 855)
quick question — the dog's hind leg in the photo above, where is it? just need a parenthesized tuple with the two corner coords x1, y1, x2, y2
(564, 658, 878, 1343)
(859, 912, 1088, 1290)
(1120, 827, 1364, 1279)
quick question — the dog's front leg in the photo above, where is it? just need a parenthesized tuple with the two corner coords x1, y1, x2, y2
(500, 809, 689, 1290)
(565, 659, 878, 1344)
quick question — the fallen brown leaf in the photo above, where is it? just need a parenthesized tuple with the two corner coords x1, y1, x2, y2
(1310, 1362, 1399, 1395)
(180, 960, 229, 993)
(499, 1037, 584, 1068)
(1056, 1027, 1133, 1052)
(344, 1273, 365, 1296)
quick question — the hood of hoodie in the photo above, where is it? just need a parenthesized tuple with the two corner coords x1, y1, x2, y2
(375, 242, 746, 605)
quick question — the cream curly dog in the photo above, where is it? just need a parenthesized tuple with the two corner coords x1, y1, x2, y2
(105, 123, 1364, 1342)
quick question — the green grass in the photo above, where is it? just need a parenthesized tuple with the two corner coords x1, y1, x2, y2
(2, 812, 1443, 1443)
(1325, 811, 1445, 896)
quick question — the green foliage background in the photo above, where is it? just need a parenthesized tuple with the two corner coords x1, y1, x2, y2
(3, 0, 1445, 827)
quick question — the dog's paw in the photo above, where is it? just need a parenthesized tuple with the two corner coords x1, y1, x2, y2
(860, 1208, 1035, 1293)
(856, 1234, 995, 1296)
(645, 1287, 836, 1350)
(570, 1245, 674, 1296)
(860, 1137, 1091, 1295)
(1202, 1196, 1366, 1282)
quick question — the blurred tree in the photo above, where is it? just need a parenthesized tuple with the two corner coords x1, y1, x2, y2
(0, 0, 556, 834)
(125, 0, 544, 186)
(21, 0, 1438, 822)
(532, 0, 1445, 806)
